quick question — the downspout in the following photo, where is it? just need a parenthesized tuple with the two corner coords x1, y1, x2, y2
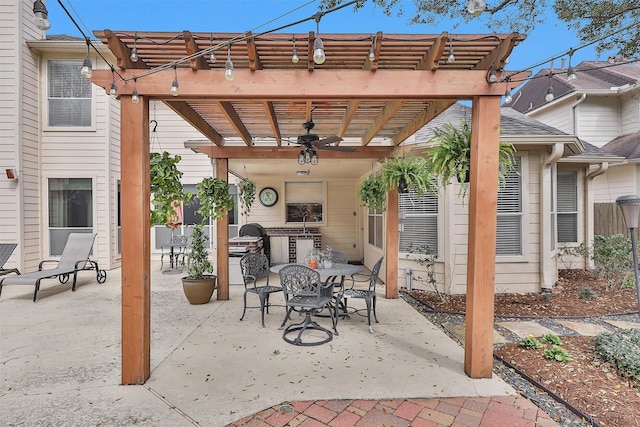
(572, 93, 587, 135)
(540, 143, 564, 291)
(584, 163, 609, 268)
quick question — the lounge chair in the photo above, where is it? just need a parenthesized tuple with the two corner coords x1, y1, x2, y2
(0, 243, 20, 277)
(0, 233, 106, 302)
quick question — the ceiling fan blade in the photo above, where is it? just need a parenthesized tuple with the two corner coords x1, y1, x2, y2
(316, 145, 357, 152)
(311, 135, 342, 146)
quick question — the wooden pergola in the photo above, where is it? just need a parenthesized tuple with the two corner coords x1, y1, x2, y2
(91, 30, 527, 384)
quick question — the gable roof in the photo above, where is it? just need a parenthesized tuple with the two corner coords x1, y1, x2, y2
(508, 61, 640, 114)
(602, 131, 640, 159)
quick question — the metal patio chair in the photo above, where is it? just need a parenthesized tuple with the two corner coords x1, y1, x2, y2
(239, 252, 282, 327)
(0, 243, 20, 277)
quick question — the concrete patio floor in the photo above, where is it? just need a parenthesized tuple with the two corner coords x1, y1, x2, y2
(2, 263, 520, 426)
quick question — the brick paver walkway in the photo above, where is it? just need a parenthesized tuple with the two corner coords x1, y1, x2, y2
(227, 395, 559, 426)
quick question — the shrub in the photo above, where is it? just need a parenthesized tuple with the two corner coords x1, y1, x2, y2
(595, 328, 640, 382)
(592, 234, 633, 290)
(579, 285, 597, 301)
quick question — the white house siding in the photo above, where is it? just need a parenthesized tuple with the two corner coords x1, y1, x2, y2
(620, 93, 640, 135)
(107, 92, 121, 268)
(323, 180, 358, 260)
(0, 1, 42, 272)
(592, 164, 639, 203)
(575, 97, 621, 147)
(529, 99, 574, 135)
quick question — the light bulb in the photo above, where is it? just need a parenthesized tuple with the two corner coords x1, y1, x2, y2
(311, 151, 319, 165)
(80, 57, 92, 79)
(368, 47, 375, 62)
(545, 86, 554, 102)
(130, 47, 138, 63)
(298, 151, 305, 165)
(33, 0, 50, 30)
(110, 81, 118, 96)
(504, 89, 512, 104)
(131, 89, 139, 104)
(225, 57, 234, 81)
(170, 78, 179, 96)
(292, 47, 299, 64)
(447, 46, 455, 63)
(313, 37, 325, 65)
(567, 66, 577, 82)
(488, 67, 497, 83)
(210, 50, 216, 63)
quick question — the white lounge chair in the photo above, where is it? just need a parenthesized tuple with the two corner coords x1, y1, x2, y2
(0, 233, 106, 302)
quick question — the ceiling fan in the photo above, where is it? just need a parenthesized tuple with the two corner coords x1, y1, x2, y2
(293, 119, 356, 153)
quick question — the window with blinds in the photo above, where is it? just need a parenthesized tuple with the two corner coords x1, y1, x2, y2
(368, 208, 384, 249)
(47, 60, 92, 127)
(399, 190, 438, 255)
(557, 170, 578, 243)
(496, 157, 522, 255)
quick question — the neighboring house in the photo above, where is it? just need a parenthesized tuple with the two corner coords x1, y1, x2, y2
(507, 59, 640, 205)
(1, 0, 618, 295)
(363, 103, 622, 293)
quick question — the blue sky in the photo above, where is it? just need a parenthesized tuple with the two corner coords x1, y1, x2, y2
(45, 0, 613, 78)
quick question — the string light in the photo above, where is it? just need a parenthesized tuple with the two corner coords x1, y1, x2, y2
(487, 65, 497, 83)
(466, 0, 486, 15)
(566, 48, 577, 83)
(291, 35, 299, 64)
(544, 74, 555, 102)
(80, 38, 93, 79)
(131, 77, 139, 103)
(447, 40, 455, 63)
(170, 65, 179, 96)
(209, 34, 217, 63)
(130, 33, 139, 62)
(368, 35, 376, 62)
(32, 0, 51, 30)
(225, 43, 234, 81)
(503, 79, 512, 104)
(109, 67, 118, 96)
(313, 13, 326, 65)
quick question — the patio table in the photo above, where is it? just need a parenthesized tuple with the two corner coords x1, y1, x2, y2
(162, 242, 186, 275)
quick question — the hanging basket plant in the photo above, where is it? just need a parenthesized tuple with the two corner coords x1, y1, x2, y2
(196, 176, 234, 221)
(150, 151, 191, 226)
(429, 121, 516, 198)
(380, 152, 435, 196)
(238, 177, 256, 217)
(358, 175, 387, 211)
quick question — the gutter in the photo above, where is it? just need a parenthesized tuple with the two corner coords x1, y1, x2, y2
(571, 93, 587, 136)
(540, 143, 564, 291)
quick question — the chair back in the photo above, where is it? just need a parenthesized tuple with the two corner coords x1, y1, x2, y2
(331, 251, 348, 264)
(279, 264, 322, 301)
(0, 243, 18, 268)
(58, 233, 97, 270)
(368, 257, 384, 293)
(240, 252, 270, 287)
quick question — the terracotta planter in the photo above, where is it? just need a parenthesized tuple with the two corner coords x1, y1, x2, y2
(181, 275, 216, 304)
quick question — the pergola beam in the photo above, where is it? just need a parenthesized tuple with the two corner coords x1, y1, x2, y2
(361, 101, 404, 145)
(183, 30, 209, 71)
(417, 32, 447, 71)
(186, 145, 395, 159)
(391, 100, 457, 145)
(164, 100, 225, 146)
(104, 30, 148, 70)
(217, 101, 253, 145)
(262, 101, 282, 145)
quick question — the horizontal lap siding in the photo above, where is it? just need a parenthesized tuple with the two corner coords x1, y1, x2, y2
(324, 181, 358, 260)
(577, 98, 621, 147)
(592, 164, 638, 203)
(620, 94, 640, 135)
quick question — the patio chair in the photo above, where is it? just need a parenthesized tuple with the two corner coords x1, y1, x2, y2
(279, 264, 337, 346)
(0, 233, 107, 302)
(160, 234, 187, 270)
(342, 256, 383, 333)
(239, 252, 282, 327)
(0, 243, 20, 277)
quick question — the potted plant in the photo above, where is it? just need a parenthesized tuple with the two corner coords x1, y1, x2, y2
(196, 176, 234, 220)
(181, 223, 216, 304)
(358, 175, 387, 211)
(380, 152, 435, 196)
(238, 177, 256, 216)
(429, 121, 516, 198)
(150, 151, 191, 226)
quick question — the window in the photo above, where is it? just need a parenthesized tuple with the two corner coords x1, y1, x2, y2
(557, 170, 578, 243)
(285, 182, 324, 223)
(48, 178, 93, 256)
(550, 167, 556, 251)
(496, 157, 522, 256)
(368, 208, 384, 249)
(399, 190, 438, 256)
(228, 184, 239, 238)
(47, 60, 92, 127)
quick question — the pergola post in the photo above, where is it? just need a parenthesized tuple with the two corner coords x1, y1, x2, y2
(464, 95, 501, 378)
(215, 158, 229, 300)
(385, 187, 399, 298)
(120, 95, 151, 384)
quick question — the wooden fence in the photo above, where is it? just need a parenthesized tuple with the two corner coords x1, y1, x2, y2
(594, 203, 639, 238)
